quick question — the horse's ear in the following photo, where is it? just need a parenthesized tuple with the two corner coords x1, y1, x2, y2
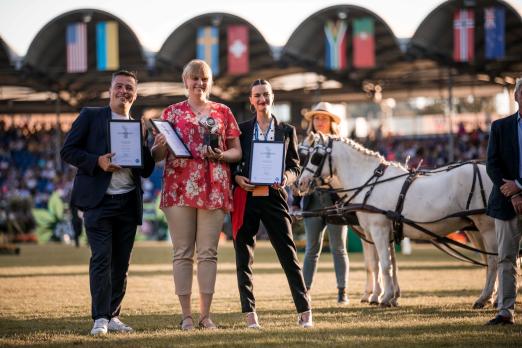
(305, 132, 315, 146)
(319, 132, 328, 145)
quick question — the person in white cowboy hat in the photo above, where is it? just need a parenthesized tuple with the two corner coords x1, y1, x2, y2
(293, 101, 350, 304)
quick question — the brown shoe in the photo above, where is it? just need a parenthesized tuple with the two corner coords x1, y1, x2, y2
(485, 315, 514, 326)
(199, 316, 218, 329)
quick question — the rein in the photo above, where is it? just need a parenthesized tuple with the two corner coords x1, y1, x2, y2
(298, 137, 495, 262)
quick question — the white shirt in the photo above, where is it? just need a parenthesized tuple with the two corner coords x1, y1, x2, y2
(106, 111, 135, 195)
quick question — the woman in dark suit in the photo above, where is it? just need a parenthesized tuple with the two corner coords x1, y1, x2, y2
(232, 79, 312, 329)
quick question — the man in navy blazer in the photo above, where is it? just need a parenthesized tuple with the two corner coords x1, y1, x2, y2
(485, 78, 522, 325)
(61, 70, 155, 335)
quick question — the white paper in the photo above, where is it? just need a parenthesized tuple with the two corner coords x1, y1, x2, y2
(152, 120, 191, 157)
(109, 121, 142, 167)
(250, 142, 285, 185)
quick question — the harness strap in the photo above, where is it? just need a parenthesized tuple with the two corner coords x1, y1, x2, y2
(392, 172, 418, 243)
(362, 163, 388, 206)
(429, 240, 488, 267)
(340, 163, 388, 207)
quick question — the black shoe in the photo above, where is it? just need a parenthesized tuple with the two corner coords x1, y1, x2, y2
(337, 288, 349, 304)
(485, 315, 514, 326)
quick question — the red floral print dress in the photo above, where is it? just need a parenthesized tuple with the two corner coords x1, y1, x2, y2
(160, 100, 240, 211)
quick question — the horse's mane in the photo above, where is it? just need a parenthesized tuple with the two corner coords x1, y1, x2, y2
(335, 137, 408, 171)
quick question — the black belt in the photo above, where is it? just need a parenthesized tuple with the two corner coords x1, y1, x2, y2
(104, 189, 135, 200)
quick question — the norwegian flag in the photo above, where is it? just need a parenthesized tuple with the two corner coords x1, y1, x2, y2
(453, 9, 474, 62)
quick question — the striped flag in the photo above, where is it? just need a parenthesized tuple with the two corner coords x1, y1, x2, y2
(353, 18, 375, 68)
(227, 25, 249, 75)
(66, 23, 87, 73)
(96, 21, 119, 71)
(197, 26, 219, 75)
(485, 6, 505, 60)
(453, 9, 474, 62)
(324, 20, 347, 71)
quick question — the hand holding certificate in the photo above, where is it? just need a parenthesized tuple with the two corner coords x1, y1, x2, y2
(150, 120, 192, 158)
(249, 141, 285, 185)
(109, 120, 143, 167)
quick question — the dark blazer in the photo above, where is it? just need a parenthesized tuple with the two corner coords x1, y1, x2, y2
(60, 107, 155, 223)
(233, 115, 300, 186)
(486, 112, 521, 220)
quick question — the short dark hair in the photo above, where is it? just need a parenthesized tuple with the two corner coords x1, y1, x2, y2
(250, 79, 272, 94)
(111, 70, 138, 83)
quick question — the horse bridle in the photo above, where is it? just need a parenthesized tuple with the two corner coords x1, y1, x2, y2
(300, 137, 335, 189)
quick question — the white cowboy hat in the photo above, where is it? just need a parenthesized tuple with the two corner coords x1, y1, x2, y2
(304, 102, 341, 124)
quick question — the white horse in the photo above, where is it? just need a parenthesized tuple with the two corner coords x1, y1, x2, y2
(298, 136, 498, 308)
(297, 135, 400, 305)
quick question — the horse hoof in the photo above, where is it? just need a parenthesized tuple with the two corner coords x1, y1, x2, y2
(369, 301, 379, 306)
(360, 299, 369, 303)
(390, 300, 399, 307)
(379, 302, 392, 308)
(472, 302, 485, 309)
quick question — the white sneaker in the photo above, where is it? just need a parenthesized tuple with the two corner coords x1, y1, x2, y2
(108, 317, 134, 333)
(298, 310, 313, 328)
(90, 318, 109, 336)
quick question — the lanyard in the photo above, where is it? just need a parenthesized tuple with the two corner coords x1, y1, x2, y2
(254, 117, 273, 141)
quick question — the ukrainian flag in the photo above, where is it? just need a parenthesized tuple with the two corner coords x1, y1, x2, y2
(96, 21, 119, 71)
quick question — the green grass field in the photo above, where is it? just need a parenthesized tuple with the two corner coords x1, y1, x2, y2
(0, 241, 521, 347)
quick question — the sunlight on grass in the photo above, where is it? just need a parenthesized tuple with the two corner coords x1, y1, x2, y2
(0, 242, 521, 347)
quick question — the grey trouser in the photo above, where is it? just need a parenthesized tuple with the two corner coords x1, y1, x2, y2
(494, 217, 522, 319)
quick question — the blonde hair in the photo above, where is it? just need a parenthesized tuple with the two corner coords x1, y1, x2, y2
(306, 116, 340, 136)
(182, 59, 213, 97)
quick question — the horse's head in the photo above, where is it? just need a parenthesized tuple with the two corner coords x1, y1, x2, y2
(297, 133, 334, 195)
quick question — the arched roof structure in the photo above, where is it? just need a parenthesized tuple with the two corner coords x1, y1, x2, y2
(23, 9, 146, 105)
(155, 12, 277, 100)
(282, 5, 403, 81)
(409, 0, 522, 79)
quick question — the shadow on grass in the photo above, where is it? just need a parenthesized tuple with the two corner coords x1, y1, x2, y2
(1, 309, 521, 348)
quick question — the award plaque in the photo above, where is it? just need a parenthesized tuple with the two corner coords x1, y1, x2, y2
(248, 141, 285, 185)
(150, 119, 192, 158)
(108, 120, 143, 167)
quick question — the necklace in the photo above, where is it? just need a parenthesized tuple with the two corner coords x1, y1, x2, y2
(188, 100, 208, 116)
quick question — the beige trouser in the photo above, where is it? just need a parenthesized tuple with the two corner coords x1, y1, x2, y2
(494, 216, 522, 319)
(163, 206, 225, 295)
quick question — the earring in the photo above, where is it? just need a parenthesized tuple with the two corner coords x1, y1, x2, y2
(249, 104, 256, 113)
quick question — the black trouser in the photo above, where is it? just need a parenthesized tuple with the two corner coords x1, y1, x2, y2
(233, 187, 310, 314)
(83, 190, 138, 320)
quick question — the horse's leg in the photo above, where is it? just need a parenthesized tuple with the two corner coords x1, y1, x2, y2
(361, 240, 376, 303)
(469, 217, 498, 309)
(369, 224, 394, 307)
(390, 243, 400, 307)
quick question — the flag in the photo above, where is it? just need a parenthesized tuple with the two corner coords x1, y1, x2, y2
(197, 26, 219, 75)
(324, 20, 347, 71)
(96, 21, 119, 71)
(485, 6, 505, 60)
(66, 23, 87, 73)
(227, 25, 249, 75)
(453, 9, 474, 62)
(353, 18, 375, 68)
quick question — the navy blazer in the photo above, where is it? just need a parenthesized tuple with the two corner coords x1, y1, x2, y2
(486, 112, 521, 220)
(233, 116, 300, 186)
(60, 107, 155, 223)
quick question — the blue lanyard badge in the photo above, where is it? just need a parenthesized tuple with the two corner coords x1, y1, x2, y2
(254, 117, 273, 141)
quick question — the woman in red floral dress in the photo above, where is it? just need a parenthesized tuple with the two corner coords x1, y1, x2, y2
(152, 59, 241, 330)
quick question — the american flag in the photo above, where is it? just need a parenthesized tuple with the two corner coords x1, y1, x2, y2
(66, 23, 87, 73)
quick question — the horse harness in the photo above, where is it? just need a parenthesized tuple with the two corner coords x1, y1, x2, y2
(299, 138, 496, 264)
